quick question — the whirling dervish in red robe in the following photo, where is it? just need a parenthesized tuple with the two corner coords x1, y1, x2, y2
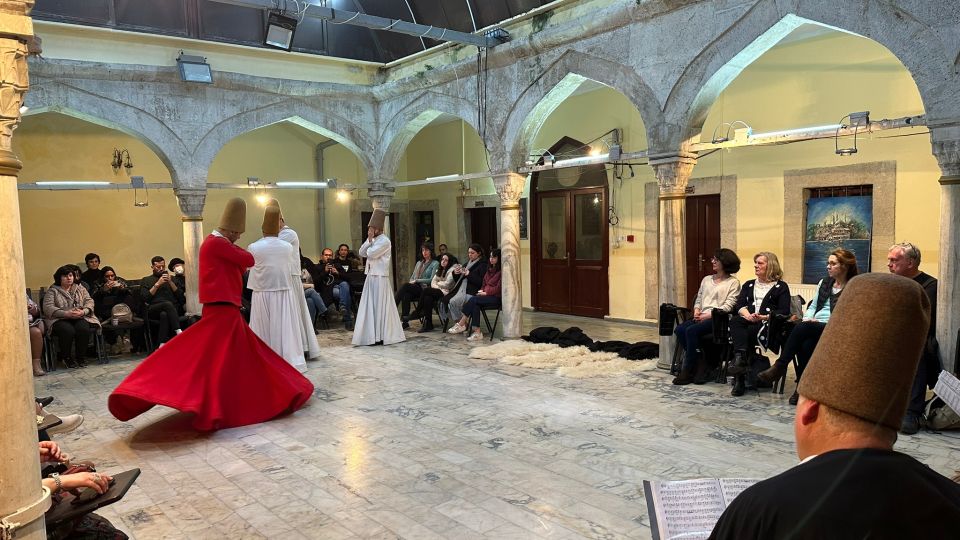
(109, 198, 314, 431)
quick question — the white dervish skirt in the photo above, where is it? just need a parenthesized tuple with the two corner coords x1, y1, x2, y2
(250, 289, 307, 372)
(287, 274, 321, 360)
(352, 275, 406, 346)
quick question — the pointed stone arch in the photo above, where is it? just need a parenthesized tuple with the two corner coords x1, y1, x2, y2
(377, 91, 482, 181)
(498, 49, 663, 173)
(667, 5, 953, 148)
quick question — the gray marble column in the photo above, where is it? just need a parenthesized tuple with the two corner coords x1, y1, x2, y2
(0, 8, 50, 539)
(175, 188, 206, 315)
(932, 131, 960, 374)
(494, 172, 526, 339)
(649, 153, 697, 366)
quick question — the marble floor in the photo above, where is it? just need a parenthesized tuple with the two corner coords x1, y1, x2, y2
(35, 312, 960, 539)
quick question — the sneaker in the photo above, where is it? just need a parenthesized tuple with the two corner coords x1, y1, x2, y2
(900, 414, 920, 435)
(47, 414, 84, 436)
(466, 331, 483, 342)
(447, 323, 466, 335)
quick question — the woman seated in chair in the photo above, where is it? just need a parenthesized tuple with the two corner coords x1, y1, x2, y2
(27, 294, 45, 376)
(444, 243, 487, 324)
(407, 253, 458, 333)
(758, 248, 858, 404)
(43, 265, 101, 369)
(725, 252, 791, 396)
(93, 266, 132, 353)
(672, 248, 742, 385)
(449, 249, 501, 342)
(395, 242, 440, 328)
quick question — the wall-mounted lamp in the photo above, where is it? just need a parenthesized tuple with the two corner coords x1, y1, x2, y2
(264, 12, 298, 51)
(131, 175, 148, 207)
(835, 111, 870, 156)
(177, 51, 213, 84)
(112, 148, 133, 172)
(336, 189, 350, 203)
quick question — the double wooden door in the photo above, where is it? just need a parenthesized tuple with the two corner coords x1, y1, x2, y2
(533, 188, 608, 317)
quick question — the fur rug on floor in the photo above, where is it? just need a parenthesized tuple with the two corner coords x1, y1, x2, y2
(469, 340, 658, 378)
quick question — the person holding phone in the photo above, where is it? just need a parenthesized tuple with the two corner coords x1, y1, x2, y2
(140, 256, 184, 346)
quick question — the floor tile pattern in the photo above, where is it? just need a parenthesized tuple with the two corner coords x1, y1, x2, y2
(35, 312, 960, 539)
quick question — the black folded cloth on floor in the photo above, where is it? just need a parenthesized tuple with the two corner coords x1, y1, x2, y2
(523, 326, 657, 361)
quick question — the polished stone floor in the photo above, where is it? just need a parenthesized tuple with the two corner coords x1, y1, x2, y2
(35, 312, 960, 539)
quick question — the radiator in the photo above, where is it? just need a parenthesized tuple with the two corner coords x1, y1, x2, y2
(788, 283, 818, 306)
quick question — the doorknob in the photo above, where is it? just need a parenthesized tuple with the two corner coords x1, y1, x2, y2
(697, 253, 704, 271)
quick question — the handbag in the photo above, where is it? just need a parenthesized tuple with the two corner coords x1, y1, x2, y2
(110, 303, 134, 324)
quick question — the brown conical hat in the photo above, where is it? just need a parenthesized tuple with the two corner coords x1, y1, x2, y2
(218, 197, 246, 233)
(798, 273, 930, 430)
(368, 208, 386, 230)
(262, 205, 282, 236)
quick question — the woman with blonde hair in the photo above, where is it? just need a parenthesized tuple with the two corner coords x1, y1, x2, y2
(726, 252, 792, 396)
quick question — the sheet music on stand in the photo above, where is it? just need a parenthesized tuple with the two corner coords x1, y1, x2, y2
(643, 477, 760, 540)
(933, 370, 960, 414)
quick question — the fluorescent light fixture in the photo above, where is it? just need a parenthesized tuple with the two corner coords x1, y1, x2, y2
(265, 12, 298, 51)
(276, 181, 330, 188)
(177, 53, 213, 84)
(750, 124, 842, 139)
(553, 155, 607, 168)
(36, 181, 110, 187)
(425, 174, 460, 182)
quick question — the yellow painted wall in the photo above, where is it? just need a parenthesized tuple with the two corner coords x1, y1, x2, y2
(15, 113, 364, 288)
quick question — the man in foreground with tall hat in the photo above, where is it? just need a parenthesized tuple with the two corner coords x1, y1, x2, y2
(352, 209, 405, 346)
(247, 205, 306, 372)
(268, 199, 322, 361)
(710, 273, 960, 539)
(109, 198, 313, 431)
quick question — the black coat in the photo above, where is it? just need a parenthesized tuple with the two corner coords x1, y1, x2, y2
(733, 279, 791, 317)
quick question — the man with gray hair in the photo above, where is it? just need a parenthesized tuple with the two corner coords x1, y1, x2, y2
(887, 242, 941, 434)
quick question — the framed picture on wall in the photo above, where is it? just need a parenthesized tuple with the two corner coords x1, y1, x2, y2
(519, 197, 528, 239)
(802, 193, 873, 283)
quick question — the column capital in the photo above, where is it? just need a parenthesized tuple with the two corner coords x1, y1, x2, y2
(649, 153, 697, 199)
(492, 171, 526, 210)
(366, 179, 395, 212)
(174, 187, 206, 219)
(931, 137, 960, 179)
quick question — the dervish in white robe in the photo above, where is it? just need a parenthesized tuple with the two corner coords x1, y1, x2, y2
(248, 235, 307, 372)
(278, 223, 322, 360)
(352, 232, 406, 346)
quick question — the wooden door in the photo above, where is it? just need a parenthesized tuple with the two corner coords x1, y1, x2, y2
(684, 194, 721, 307)
(466, 207, 498, 256)
(533, 188, 609, 317)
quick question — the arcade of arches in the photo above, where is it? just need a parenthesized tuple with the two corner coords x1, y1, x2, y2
(3, 1, 960, 537)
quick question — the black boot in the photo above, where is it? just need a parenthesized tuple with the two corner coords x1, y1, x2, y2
(788, 389, 799, 406)
(692, 361, 709, 385)
(758, 361, 788, 385)
(672, 368, 693, 385)
(731, 376, 746, 397)
(726, 350, 749, 376)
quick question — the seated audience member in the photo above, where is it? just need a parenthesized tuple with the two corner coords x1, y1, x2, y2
(65, 264, 91, 294)
(759, 248, 858, 404)
(407, 253, 458, 333)
(93, 266, 133, 352)
(43, 265, 100, 368)
(710, 274, 960, 539)
(80, 252, 103, 290)
(140, 255, 184, 346)
(445, 243, 487, 323)
(449, 249, 502, 341)
(672, 248, 742, 385)
(887, 242, 941, 434)
(27, 294, 45, 376)
(321, 244, 356, 330)
(726, 252, 791, 396)
(395, 242, 440, 328)
(167, 258, 187, 313)
(437, 243, 448, 256)
(299, 254, 329, 327)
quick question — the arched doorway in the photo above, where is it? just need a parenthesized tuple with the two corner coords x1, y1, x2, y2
(531, 137, 609, 317)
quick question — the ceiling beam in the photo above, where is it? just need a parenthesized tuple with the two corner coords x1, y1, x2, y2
(208, 0, 502, 49)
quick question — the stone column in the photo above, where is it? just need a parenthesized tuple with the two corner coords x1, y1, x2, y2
(932, 130, 960, 374)
(649, 152, 697, 366)
(494, 172, 525, 339)
(367, 180, 395, 284)
(0, 3, 50, 539)
(175, 188, 205, 315)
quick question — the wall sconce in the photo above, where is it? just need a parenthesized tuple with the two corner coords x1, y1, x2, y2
(336, 189, 350, 203)
(112, 149, 133, 172)
(177, 51, 213, 84)
(835, 111, 870, 156)
(131, 175, 148, 207)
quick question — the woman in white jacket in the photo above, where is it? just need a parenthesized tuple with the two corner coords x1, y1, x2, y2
(407, 253, 457, 333)
(352, 209, 406, 346)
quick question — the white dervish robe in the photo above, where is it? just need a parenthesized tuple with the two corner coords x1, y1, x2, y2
(278, 225, 321, 360)
(247, 236, 306, 371)
(352, 234, 406, 346)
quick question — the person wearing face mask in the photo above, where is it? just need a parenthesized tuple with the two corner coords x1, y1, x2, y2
(140, 256, 184, 346)
(167, 258, 189, 315)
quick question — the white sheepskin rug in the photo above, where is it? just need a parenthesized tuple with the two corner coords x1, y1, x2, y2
(469, 340, 658, 378)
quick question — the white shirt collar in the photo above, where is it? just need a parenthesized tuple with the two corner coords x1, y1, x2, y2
(211, 229, 225, 239)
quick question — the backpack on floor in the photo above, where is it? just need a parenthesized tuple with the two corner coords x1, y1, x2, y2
(925, 396, 960, 431)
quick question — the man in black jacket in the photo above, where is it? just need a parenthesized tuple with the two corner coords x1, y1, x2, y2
(140, 256, 184, 346)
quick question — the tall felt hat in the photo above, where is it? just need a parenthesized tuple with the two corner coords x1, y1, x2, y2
(218, 197, 246, 233)
(368, 208, 387, 230)
(262, 205, 282, 236)
(798, 273, 930, 430)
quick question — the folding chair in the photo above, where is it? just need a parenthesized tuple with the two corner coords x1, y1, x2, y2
(479, 302, 502, 341)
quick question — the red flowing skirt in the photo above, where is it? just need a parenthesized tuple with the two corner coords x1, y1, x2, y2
(109, 303, 314, 431)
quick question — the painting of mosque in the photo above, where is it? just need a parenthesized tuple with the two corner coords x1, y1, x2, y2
(802, 195, 873, 284)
